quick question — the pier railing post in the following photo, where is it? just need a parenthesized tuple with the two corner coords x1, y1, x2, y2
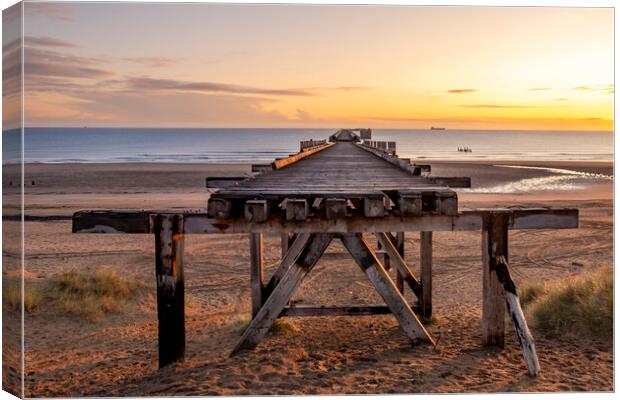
(152, 214, 185, 368)
(250, 232, 264, 317)
(481, 211, 509, 347)
(420, 231, 433, 318)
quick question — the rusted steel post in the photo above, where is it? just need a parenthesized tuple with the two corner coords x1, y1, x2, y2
(250, 232, 264, 317)
(420, 231, 433, 318)
(396, 232, 405, 294)
(152, 214, 185, 368)
(481, 211, 509, 347)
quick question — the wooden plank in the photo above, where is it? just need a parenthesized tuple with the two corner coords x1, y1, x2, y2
(73, 210, 150, 233)
(231, 233, 334, 355)
(494, 255, 541, 377)
(375, 232, 423, 300)
(398, 191, 422, 216)
(152, 214, 185, 368)
(281, 303, 423, 317)
(482, 212, 509, 347)
(420, 231, 433, 318)
(340, 234, 435, 345)
(250, 232, 264, 317)
(271, 143, 334, 169)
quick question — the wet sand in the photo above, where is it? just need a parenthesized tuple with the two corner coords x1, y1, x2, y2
(2, 160, 613, 396)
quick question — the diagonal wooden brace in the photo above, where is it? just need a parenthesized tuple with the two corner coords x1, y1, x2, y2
(231, 233, 334, 355)
(375, 232, 423, 301)
(340, 233, 435, 346)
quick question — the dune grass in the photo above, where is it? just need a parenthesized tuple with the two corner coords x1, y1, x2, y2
(520, 266, 612, 338)
(3, 279, 44, 313)
(49, 268, 144, 321)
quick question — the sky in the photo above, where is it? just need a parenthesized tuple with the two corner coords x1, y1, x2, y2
(2, 2, 615, 130)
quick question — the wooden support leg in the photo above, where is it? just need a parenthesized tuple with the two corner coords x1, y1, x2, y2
(396, 232, 405, 294)
(153, 214, 185, 368)
(420, 231, 433, 318)
(482, 212, 509, 347)
(250, 233, 264, 318)
(231, 234, 334, 355)
(341, 234, 435, 345)
(281, 233, 290, 259)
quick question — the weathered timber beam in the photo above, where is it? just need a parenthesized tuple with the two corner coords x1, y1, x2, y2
(271, 143, 334, 170)
(280, 303, 423, 317)
(72, 208, 579, 235)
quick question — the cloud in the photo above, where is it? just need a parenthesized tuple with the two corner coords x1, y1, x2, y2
(447, 89, 477, 94)
(125, 76, 314, 97)
(26, 36, 77, 48)
(459, 104, 562, 109)
(573, 84, 614, 93)
(121, 56, 178, 68)
(555, 98, 570, 101)
(527, 87, 551, 91)
(25, 3, 76, 21)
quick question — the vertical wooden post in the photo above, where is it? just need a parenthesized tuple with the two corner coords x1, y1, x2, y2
(482, 212, 509, 347)
(281, 233, 295, 259)
(250, 232, 264, 317)
(396, 232, 405, 294)
(153, 214, 185, 368)
(420, 231, 433, 318)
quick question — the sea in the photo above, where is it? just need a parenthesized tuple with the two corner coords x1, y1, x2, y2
(1, 127, 613, 164)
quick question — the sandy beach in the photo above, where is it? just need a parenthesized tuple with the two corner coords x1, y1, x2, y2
(2, 160, 613, 396)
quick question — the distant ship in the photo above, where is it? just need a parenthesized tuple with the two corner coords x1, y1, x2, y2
(430, 126, 446, 131)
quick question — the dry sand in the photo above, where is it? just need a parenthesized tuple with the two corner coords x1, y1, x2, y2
(2, 160, 613, 396)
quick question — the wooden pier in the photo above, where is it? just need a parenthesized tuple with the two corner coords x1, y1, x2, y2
(72, 128, 578, 376)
